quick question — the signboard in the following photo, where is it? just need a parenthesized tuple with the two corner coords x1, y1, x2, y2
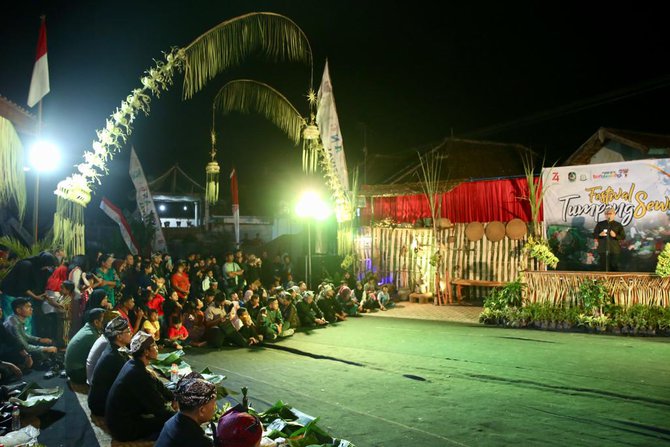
(542, 159, 670, 271)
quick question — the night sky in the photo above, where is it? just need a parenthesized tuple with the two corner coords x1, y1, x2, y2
(2, 1, 670, 228)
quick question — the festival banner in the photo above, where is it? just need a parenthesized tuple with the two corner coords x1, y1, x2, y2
(100, 197, 139, 255)
(542, 158, 670, 271)
(316, 60, 349, 191)
(129, 147, 167, 252)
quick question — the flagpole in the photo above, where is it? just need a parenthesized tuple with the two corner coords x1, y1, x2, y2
(33, 97, 43, 242)
(31, 14, 47, 242)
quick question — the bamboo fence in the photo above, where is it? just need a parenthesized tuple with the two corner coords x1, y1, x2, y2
(524, 271, 670, 307)
(354, 223, 541, 301)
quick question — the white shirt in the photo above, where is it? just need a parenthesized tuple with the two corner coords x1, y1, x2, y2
(86, 335, 108, 385)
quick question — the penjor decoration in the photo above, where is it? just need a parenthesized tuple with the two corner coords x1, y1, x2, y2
(51, 13, 312, 255)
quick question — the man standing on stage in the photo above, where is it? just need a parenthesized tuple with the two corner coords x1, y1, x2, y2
(593, 207, 625, 271)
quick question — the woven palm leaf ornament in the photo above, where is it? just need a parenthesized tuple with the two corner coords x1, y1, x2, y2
(206, 121, 221, 205)
(51, 13, 312, 254)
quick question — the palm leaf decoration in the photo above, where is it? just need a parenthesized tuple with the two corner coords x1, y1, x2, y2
(0, 117, 26, 218)
(213, 79, 305, 144)
(0, 235, 53, 260)
(183, 12, 313, 100)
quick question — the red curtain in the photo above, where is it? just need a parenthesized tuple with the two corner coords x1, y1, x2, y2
(360, 177, 542, 223)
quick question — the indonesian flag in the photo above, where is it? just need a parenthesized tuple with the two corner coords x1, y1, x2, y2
(231, 169, 240, 248)
(27, 18, 50, 108)
(100, 197, 139, 255)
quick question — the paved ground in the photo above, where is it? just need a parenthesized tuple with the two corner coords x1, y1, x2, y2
(366, 301, 483, 324)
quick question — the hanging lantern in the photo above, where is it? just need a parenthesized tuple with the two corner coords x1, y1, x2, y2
(205, 129, 220, 205)
(205, 161, 220, 204)
(302, 122, 321, 174)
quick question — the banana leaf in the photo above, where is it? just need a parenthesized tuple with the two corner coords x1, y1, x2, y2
(9, 383, 62, 416)
(152, 360, 191, 378)
(153, 349, 186, 366)
(253, 400, 298, 422)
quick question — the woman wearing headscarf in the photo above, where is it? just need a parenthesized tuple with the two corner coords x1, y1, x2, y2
(105, 331, 176, 441)
(94, 254, 121, 308)
(155, 372, 218, 447)
(1, 251, 58, 336)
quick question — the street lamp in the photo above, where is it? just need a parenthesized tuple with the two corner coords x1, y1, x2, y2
(29, 139, 60, 240)
(295, 191, 331, 288)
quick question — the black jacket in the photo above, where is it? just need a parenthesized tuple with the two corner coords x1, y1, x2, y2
(87, 343, 127, 416)
(593, 220, 625, 254)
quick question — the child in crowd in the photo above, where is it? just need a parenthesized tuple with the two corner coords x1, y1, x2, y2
(377, 284, 394, 310)
(142, 308, 161, 342)
(167, 315, 188, 350)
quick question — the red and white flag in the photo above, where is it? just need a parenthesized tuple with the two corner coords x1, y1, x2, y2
(27, 18, 50, 108)
(231, 168, 240, 248)
(100, 197, 139, 255)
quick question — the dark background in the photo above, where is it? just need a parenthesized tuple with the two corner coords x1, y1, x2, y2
(2, 1, 670, 233)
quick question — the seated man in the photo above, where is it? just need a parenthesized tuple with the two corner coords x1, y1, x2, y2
(228, 307, 263, 347)
(87, 317, 131, 416)
(335, 286, 360, 317)
(64, 307, 105, 383)
(296, 291, 328, 327)
(258, 297, 294, 340)
(3, 298, 57, 368)
(0, 306, 33, 372)
(105, 331, 176, 441)
(155, 372, 218, 447)
(316, 285, 347, 323)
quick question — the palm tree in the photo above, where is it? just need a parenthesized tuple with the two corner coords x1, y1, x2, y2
(210, 79, 359, 255)
(53, 12, 313, 255)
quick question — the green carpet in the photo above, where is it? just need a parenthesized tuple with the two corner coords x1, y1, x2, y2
(184, 317, 670, 446)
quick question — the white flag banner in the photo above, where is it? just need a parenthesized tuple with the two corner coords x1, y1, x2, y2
(542, 158, 670, 271)
(129, 147, 167, 252)
(317, 60, 349, 191)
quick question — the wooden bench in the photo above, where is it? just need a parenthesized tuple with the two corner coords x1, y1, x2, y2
(408, 293, 434, 304)
(450, 279, 507, 302)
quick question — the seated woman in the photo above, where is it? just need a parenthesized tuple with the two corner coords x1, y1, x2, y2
(87, 317, 132, 416)
(335, 286, 359, 317)
(105, 331, 176, 441)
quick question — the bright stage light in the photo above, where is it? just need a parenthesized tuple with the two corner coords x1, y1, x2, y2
(29, 140, 60, 172)
(159, 204, 167, 212)
(295, 191, 331, 220)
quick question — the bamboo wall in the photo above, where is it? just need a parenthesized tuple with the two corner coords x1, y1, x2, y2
(354, 224, 541, 298)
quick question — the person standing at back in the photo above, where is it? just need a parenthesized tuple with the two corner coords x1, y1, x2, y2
(593, 206, 625, 272)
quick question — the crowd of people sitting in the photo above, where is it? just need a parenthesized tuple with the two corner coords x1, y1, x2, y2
(0, 247, 395, 444)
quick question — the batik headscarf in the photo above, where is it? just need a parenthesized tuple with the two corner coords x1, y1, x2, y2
(175, 372, 217, 408)
(105, 316, 130, 339)
(128, 331, 154, 354)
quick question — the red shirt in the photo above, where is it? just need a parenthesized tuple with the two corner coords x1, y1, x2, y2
(171, 272, 190, 299)
(168, 325, 189, 340)
(147, 294, 166, 316)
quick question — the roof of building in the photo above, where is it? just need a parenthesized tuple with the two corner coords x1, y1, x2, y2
(0, 95, 37, 135)
(361, 137, 536, 197)
(563, 127, 670, 166)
